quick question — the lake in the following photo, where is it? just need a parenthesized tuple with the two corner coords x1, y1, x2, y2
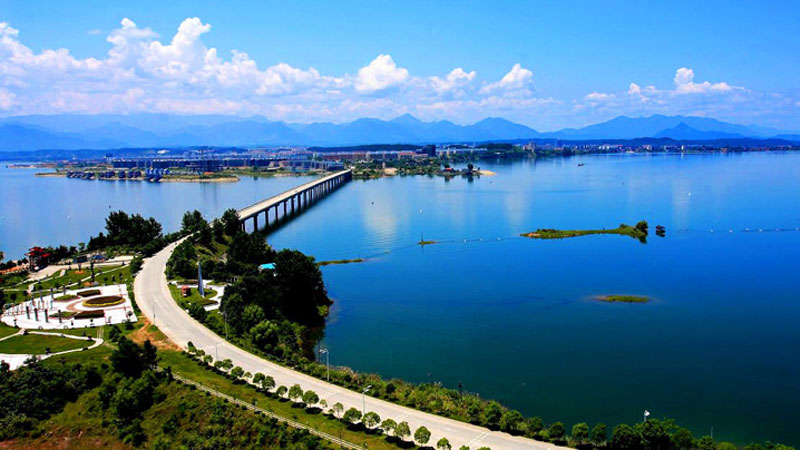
(2, 152, 799, 445)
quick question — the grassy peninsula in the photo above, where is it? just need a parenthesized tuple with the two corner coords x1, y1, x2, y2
(522, 221, 650, 243)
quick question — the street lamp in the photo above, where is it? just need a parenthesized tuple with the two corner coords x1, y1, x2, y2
(362, 385, 372, 417)
(319, 348, 330, 381)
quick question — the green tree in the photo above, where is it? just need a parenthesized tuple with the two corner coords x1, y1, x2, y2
(228, 232, 275, 266)
(362, 411, 381, 429)
(500, 409, 524, 433)
(572, 422, 590, 446)
(111, 338, 156, 378)
(483, 401, 503, 428)
(611, 424, 641, 450)
(414, 426, 431, 445)
(343, 407, 362, 425)
(671, 428, 694, 450)
(252, 372, 265, 385)
(288, 384, 303, 403)
(696, 436, 716, 450)
(381, 418, 397, 436)
(221, 208, 242, 237)
(181, 210, 206, 233)
(332, 402, 344, 419)
(276, 385, 288, 398)
(636, 419, 671, 450)
(549, 422, 566, 443)
(261, 375, 276, 392)
(230, 366, 244, 379)
(302, 390, 319, 407)
(395, 421, 411, 441)
(437, 437, 452, 450)
(591, 423, 608, 447)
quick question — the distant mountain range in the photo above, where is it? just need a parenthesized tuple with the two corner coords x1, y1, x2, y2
(0, 113, 796, 151)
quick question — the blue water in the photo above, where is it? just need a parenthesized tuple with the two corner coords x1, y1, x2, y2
(2, 153, 799, 445)
(266, 153, 800, 446)
(0, 168, 312, 259)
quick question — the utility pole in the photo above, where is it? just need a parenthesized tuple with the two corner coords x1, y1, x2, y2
(319, 348, 330, 381)
(362, 385, 372, 417)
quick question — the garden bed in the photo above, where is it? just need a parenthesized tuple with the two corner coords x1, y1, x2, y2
(53, 294, 79, 302)
(74, 310, 105, 319)
(76, 289, 101, 297)
(82, 296, 124, 307)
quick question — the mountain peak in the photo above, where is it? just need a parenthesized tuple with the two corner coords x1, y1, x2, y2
(390, 113, 422, 125)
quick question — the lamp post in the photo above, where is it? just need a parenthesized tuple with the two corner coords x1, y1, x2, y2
(362, 385, 372, 417)
(319, 348, 330, 381)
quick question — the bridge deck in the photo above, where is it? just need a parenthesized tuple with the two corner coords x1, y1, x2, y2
(237, 169, 351, 220)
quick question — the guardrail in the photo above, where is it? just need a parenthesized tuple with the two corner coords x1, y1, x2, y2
(172, 373, 364, 450)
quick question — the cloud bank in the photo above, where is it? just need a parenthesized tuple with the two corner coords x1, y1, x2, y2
(0, 17, 797, 129)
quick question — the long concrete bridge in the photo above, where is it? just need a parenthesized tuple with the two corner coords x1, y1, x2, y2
(237, 169, 352, 232)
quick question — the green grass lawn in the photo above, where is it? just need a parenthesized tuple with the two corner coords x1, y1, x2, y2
(159, 350, 417, 450)
(0, 322, 20, 339)
(0, 333, 92, 354)
(169, 284, 219, 307)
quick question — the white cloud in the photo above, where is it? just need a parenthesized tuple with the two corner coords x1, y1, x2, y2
(673, 67, 734, 94)
(354, 54, 409, 93)
(1, 18, 797, 129)
(585, 92, 613, 102)
(430, 67, 476, 94)
(0, 88, 15, 109)
(480, 63, 533, 94)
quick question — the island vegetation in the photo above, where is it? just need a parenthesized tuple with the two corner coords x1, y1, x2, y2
(317, 258, 364, 266)
(522, 221, 650, 243)
(597, 295, 650, 303)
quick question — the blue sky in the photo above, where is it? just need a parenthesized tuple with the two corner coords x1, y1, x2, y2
(1, 0, 799, 130)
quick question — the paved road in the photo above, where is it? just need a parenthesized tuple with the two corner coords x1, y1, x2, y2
(135, 239, 565, 450)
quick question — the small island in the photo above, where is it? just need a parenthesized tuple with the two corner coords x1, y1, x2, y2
(521, 221, 649, 243)
(317, 258, 364, 266)
(596, 295, 650, 303)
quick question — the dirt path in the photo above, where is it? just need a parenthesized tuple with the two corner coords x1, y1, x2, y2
(129, 318, 179, 351)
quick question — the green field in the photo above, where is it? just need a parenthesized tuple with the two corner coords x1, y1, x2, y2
(0, 333, 92, 354)
(0, 322, 19, 339)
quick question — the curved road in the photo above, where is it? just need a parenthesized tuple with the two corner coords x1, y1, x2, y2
(135, 239, 566, 450)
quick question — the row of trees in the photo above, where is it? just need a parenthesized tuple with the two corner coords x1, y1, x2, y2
(185, 346, 484, 450)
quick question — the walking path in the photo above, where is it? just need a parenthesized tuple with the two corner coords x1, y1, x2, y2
(135, 239, 565, 450)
